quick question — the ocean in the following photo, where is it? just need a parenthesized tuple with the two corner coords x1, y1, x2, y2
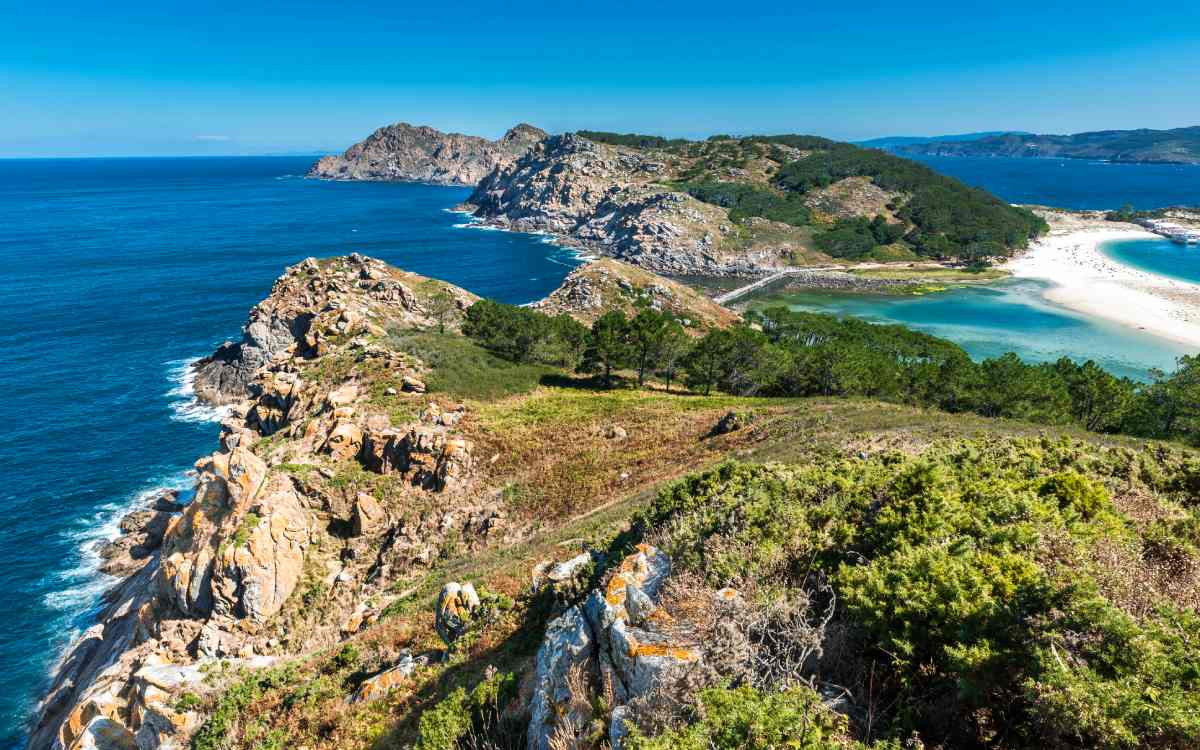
(906, 154, 1200, 210)
(1, 152, 1198, 747)
(0, 156, 583, 748)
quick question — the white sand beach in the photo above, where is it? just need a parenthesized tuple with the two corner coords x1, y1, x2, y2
(1005, 212, 1200, 349)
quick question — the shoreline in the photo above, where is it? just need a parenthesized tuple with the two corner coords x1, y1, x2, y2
(1004, 215, 1200, 349)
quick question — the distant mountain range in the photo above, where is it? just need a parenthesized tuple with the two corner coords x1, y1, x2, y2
(893, 126, 1200, 165)
(856, 131, 1031, 149)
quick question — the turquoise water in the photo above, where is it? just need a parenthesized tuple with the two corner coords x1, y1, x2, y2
(1101, 237, 1200, 285)
(755, 279, 1192, 381)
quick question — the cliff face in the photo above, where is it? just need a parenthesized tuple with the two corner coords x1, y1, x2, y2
(307, 123, 546, 184)
(34, 256, 495, 749)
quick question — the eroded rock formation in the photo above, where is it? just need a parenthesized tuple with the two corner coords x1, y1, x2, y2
(308, 123, 546, 185)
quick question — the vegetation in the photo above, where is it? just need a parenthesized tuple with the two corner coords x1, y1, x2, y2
(625, 440, 1200, 747)
(624, 685, 857, 750)
(460, 297, 1200, 445)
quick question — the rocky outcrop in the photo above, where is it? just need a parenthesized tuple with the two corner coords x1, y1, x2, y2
(308, 123, 547, 185)
(463, 134, 803, 277)
(527, 545, 701, 750)
(532, 257, 739, 328)
(192, 254, 477, 405)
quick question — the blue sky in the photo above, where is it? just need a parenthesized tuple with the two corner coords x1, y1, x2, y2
(2, 0, 1199, 157)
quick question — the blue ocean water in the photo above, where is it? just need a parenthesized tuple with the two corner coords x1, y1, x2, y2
(906, 155, 1200, 210)
(1101, 237, 1200, 285)
(756, 279, 1191, 382)
(0, 156, 584, 748)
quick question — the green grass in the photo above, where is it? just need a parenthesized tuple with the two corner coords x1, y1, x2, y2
(388, 331, 558, 402)
(848, 266, 1009, 282)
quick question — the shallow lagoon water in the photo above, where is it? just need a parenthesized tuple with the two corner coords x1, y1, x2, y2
(751, 278, 1191, 381)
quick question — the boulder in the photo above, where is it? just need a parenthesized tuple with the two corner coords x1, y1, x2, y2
(352, 492, 387, 536)
(527, 545, 697, 750)
(435, 582, 481, 649)
(402, 375, 426, 393)
(527, 605, 596, 750)
(351, 650, 427, 703)
(210, 476, 313, 622)
(324, 420, 363, 461)
(710, 410, 750, 436)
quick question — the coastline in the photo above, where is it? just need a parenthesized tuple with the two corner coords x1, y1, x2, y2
(1004, 214, 1200, 350)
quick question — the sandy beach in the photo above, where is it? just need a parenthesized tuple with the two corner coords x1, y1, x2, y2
(1005, 211, 1200, 349)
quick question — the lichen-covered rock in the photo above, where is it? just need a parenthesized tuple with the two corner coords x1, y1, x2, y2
(351, 650, 427, 703)
(324, 419, 363, 461)
(527, 605, 596, 750)
(435, 582, 481, 649)
(526, 545, 697, 750)
(157, 449, 270, 618)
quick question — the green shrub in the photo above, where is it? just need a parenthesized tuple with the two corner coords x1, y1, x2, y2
(626, 440, 1200, 747)
(414, 670, 518, 750)
(624, 684, 848, 750)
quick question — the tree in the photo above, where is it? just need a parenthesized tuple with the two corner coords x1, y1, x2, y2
(685, 329, 731, 396)
(585, 311, 632, 388)
(628, 308, 671, 387)
(1056, 358, 1133, 432)
(427, 289, 459, 334)
(657, 321, 690, 394)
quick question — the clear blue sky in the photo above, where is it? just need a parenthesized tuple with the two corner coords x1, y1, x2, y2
(3, 0, 1199, 157)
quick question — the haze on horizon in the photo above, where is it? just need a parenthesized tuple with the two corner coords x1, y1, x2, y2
(2, 0, 1199, 158)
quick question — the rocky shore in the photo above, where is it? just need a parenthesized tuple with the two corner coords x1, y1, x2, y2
(33, 256, 501, 749)
(308, 123, 545, 185)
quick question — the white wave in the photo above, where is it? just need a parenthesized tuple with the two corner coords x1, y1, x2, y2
(165, 358, 230, 424)
(44, 476, 194, 614)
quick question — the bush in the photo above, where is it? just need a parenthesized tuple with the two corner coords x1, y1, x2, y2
(625, 440, 1200, 747)
(624, 684, 849, 750)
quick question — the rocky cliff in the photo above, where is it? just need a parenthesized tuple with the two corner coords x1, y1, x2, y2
(33, 256, 498, 749)
(461, 134, 813, 277)
(307, 123, 546, 185)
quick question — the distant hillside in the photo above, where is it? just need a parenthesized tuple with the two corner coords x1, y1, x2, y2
(463, 131, 1047, 274)
(898, 126, 1200, 164)
(857, 131, 1030, 149)
(308, 122, 546, 185)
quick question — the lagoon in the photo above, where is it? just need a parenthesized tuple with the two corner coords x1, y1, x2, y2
(748, 278, 1192, 381)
